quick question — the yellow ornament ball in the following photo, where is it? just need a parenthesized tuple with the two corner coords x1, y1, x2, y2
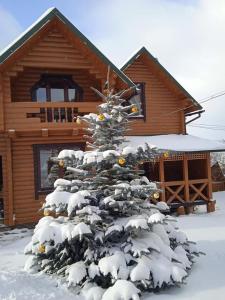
(38, 244, 46, 253)
(153, 192, 160, 199)
(76, 117, 81, 125)
(58, 160, 64, 167)
(43, 209, 50, 216)
(131, 105, 138, 113)
(118, 157, 126, 166)
(98, 114, 105, 121)
(163, 151, 169, 159)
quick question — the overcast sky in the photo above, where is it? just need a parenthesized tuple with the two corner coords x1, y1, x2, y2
(0, 0, 224, 140)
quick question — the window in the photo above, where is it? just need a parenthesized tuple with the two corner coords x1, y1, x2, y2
(33, 143, 85, 198)
(128, 82, 146, 120)
(31, 74, 83, 102)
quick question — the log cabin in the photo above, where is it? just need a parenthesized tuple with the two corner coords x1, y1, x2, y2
(0, 8, 224, 226)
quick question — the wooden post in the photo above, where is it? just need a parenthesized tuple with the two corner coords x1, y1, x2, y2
(6, 137, 14, 226)
(206, 153, 213, 200)
(206, 153, 215, 213)
(183, 154, 190, 202)
(180, 111, 186, 135)
(186, 206, 194, 214)
(207, 201, 215, 213)
(159, 157, 166, 202)
(177, 206, 185, 215)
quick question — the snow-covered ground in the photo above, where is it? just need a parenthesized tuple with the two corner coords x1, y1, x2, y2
(0, 192, 225, 300)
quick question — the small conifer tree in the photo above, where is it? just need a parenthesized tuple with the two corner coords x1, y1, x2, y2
(25, 76, 199, 300)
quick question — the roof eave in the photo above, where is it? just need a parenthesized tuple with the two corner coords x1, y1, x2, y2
(0, 8, 135, 88)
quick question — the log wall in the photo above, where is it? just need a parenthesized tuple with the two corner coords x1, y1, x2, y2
(124, 58, 185, 135)
(10, 136, 84, 225)
(12, 25, 103, 73)
(11, 68, 100, 102)
(0, 136, 9, 224)
(0, 74, 4, 132)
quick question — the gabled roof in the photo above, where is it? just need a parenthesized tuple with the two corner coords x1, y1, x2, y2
(0, 7, 134, 87)
(121, 47, 202, 111)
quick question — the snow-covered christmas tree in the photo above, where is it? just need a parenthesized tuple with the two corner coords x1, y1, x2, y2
(25, 76, 199, 300)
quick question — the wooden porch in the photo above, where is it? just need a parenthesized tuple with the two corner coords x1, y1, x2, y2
(144, 152, 215, 213)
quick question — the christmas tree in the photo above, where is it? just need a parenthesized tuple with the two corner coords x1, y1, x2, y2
(25, 77, 199, 299)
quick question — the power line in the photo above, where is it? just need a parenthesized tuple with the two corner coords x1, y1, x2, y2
(199, 90, 225, 102)
(188, 122, 225, 130)
(158, 90, 225, 118)
(189, 123, 225, 127)
(189, 124, 225, 130)
(188, 124, 225, 131)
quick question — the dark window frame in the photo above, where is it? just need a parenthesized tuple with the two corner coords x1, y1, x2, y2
(128, 82, 146, 121)
(33, 142, 85, 199)
(31, 74, 83, 102)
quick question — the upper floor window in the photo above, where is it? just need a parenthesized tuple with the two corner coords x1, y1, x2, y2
(128, 82, 146, 120)
(31, 74, 83, 102)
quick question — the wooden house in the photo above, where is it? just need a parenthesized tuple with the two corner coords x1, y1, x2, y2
(0, 8, 224, 225)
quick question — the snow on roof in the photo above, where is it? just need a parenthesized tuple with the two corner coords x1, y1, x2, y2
(126, 134, 225, 152)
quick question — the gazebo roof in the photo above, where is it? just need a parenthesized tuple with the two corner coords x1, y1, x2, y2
(126, 134, 225, 153)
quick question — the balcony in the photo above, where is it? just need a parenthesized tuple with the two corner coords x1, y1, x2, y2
(5, 101, 101, 132)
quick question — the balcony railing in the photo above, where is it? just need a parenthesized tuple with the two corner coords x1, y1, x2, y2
(5, 101, 101, 130)
(27, 107, 81, 123)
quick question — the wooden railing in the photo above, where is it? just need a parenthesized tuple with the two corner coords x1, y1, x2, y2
(189, 179, 209, 202)
(161, 178, 210, 204)
(27, 106, 82, 123)
(5, 101, 102, 130)
(164, 181, 185, 204)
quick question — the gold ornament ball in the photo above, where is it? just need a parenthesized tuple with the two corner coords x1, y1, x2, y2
(103, 89, 110, 96)
(153, 192, 160, 199)
(98, 114, 105, 121)
(131, 105, 138, 113)
(44, 209, 50, 216)
(118, 157, 126, 166)
(163, 151, 169, 158)
(76, 117, 81, 125)
(38, 244, 46, 253)
(58, 160, 64, 167)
